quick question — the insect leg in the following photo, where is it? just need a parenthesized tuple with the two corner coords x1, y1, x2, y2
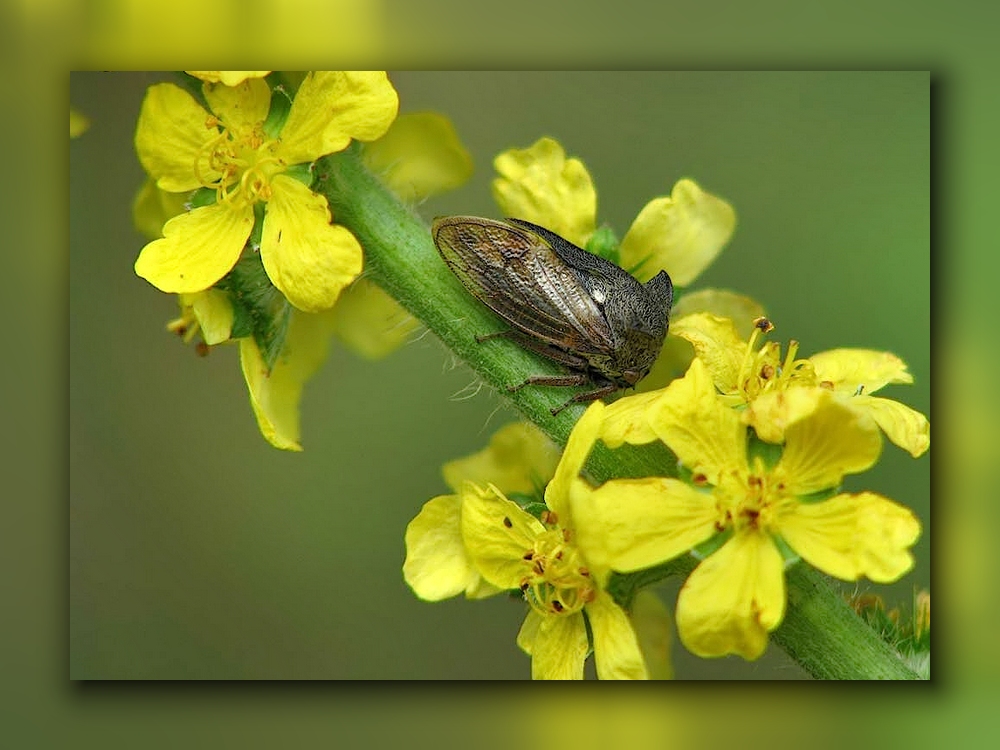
(508, 373, 591, 393)
(551, 381, 618, 416)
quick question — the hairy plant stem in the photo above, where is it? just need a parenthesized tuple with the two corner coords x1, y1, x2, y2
(315, 145, 921, 680)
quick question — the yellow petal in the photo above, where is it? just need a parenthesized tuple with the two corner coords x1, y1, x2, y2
(516, 609, 542, 655)
(278, 71, 399, 165)
(676, 531, 786, 660)
(587, 589, 649, 679)
(600, 390, 664, 447)
(744, 387, 827, 444)
(671, 289, 767, 340)
(363, 112, 474, 202)
(239, 307, 338, 451)
(670, 313, 746, 394)
(70, 108, 90, 138)
(775, 392, 883, 495)
(134, 201, 254, 294)
(332, 277, 420, 360)
(628, 589, 674, 679)
(260, 175, 363, 312)
(491, 137, 597, 247)
(544, 402, 603, 520)
(808, 348, 914, 393)
(634, 334, 693, 393)
(528, 612, 589, 680)
(186, 71, 271, 86)
(132, 178, 190, 240)
(185, 289, 234, 345)
(648, 358, 747, 486)
(619, 179, 736, 285)
(573, 477, 718, 574)
(780, 492, 921, 582)
(403, 494, 494, 600)
(135, 83, 223, 192)
(202, 77, 271, 129)
(461, 484, 544, 590)
(857, 395, 930, 458)
(442, 422, 560, 496)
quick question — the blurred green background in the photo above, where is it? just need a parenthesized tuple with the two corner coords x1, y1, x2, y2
(70, 71, 928, 679)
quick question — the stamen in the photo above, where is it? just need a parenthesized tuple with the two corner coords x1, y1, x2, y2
(753, 316, 775, 334)
(782, 341, 800, 377)
(739, 317, 773, 396)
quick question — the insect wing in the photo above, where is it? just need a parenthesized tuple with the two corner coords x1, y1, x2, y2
(432, 217, 616, 355)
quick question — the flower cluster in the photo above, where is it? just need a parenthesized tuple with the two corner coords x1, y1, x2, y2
(406, 354, 923, 674)
(132, 71, 472, 450)
(584, 357, 922, 659)
(403, 136, 927, 676)
(128, 75, 928, 677)
(404, 410, 653, 679)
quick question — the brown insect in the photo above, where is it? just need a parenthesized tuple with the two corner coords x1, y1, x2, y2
(432, 216, 673, 415)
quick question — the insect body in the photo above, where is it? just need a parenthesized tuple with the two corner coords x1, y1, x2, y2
(432, 216, 674, 415)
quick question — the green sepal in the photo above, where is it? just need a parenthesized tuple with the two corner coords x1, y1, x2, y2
(283, 162, 314, 188)
(585, 224, 620, 265)
(189, 187, 217, 209)
(794, 486, 841, 504)
(690, 527, 733, 560)
(606, 556, 695, 610)
(772, 533, 802, 567)
(249, 203, 265, 248)
(216, 251, 290, 371)
(262, 81, 293, 140)
(520, 501, 550, 521)
(173, 72, 209, 108)
(747, 429, 783, 470)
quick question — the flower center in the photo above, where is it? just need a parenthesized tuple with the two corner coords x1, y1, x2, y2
(195, 117, 284, 207)
(735, 317, 819, 402)
(519, 525, 595, 618)
(717, 458, 795, 535)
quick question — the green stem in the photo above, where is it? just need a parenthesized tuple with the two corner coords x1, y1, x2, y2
(773, 566, 920, 679)
(315, 146, 921, 680)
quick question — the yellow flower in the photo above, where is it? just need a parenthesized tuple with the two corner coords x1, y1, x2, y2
(404, 405, 648, 679)
(185, 71, 271, 86)
(70, 108, 90, 138)
(574, 358, 921, 660)
(441, 421, 560, 497)
(134, 71, 398, 312)
(627, 590, 674, 679)
(239, 307, 339, 451)
(637, 287, 768, 392)
(491, 137, 735, 284)
(670, 312, 930, 456)
(330, 278, 419, 360)
(167, 290, 234, 348)
(363, 111, 474, 204)
(492, 137, 597, 248)
(404, 421, 559, 602)
(132, 105, 474, 450)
